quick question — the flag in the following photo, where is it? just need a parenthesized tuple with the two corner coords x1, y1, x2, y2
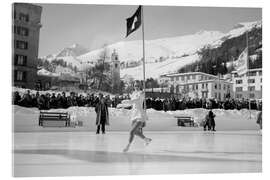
(234, 47, 248, 75)
(126, 5, 142, 37)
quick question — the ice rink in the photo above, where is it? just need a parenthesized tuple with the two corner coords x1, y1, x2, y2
(13, 131, 262, 177)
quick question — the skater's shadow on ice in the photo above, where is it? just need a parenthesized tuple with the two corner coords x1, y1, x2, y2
(14, 149, 260, 163)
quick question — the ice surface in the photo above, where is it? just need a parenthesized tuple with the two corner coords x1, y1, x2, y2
(13, 131, 262, 177)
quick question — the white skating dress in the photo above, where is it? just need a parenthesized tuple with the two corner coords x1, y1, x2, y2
(121, 90, 148, 122)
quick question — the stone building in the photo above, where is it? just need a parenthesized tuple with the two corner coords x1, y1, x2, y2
(12, 3, 42, 89)
(159, 72, 233, 101)
(231, 68, 262, 99)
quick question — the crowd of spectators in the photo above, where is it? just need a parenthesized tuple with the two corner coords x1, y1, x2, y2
(146, 97, 262, 111)
(13, 90, 262, 111)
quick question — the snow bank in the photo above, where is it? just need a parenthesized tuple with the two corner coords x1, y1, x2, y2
(13, 105, 260, 132)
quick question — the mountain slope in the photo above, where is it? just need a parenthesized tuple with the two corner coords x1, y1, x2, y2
(41, 20, 262, 80)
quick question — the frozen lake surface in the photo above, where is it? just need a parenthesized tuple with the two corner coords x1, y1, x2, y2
(13, 131, 262, 177)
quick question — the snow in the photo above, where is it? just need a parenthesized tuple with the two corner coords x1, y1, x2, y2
(120, 54, 199, 80)
(13, 105, 260, 132)
(40, 21, 261, 80)
(211, 21, 262, 48)
(37, 68, 59, 77)
(77, 30, 224, 65)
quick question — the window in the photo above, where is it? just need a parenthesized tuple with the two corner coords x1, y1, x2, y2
(192, 75, 196, 79)
(14, 70, 26, 81)
(195, 84, 198, 90)
(170, 77, 174, 81)
(15, 40, 28, 50)
(214, 93, 217, 98)
(248, 71, 256, 76)
(181, 76, 184, 81)
(260, 78, 262, 83)
(236, 80, 243, 84)
(236, 94, 242, 98)
(227, 85, 230, 89)
(206, 83, 208, 89)
(176, 77, 179, 81)
(259, 71, 262, 76)
(248, 86, 255, 91)
(115, 64, 118, 68)
(192, 85, 195, 90)
(249, 93, 255, 98)
(202, 83, 204, 88)
(223, 84, 226, 90)
(236, 87, 243, 92)
(248, 79, 255, 83)
(219, 84, 221, 90)
(234, 73, 239, 78)
(187, 75, 190, 80)
(214, 84, 217, 89)
(14, 26, 29, 36)
(15, 54, 27, 66)
(19, 13, 29, 22)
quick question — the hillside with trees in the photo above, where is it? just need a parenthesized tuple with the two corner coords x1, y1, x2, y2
(178, 25, 262, 75)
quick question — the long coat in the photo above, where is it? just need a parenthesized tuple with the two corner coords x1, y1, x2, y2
(95, 100, 109, 125)
(208, 111, 216, 127)
(256, 111, 262, 129)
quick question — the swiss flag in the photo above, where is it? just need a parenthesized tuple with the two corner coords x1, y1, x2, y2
(126, 6, 142, 37)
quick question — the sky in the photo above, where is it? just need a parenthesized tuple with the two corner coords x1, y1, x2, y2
(37, 4, 262, 57)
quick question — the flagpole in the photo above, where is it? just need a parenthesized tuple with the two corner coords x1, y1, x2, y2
(141, 5, 147, 110)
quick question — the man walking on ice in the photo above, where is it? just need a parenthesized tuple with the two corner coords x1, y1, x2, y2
(118, 81, 152, 152)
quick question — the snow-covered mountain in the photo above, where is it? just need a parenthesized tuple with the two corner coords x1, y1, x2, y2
(41, 43, 89, 67)
(41, 20, 262, 80)
(78, 30, 224, 64)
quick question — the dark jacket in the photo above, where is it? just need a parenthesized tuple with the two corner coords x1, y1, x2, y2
(95, 99, 109, 126)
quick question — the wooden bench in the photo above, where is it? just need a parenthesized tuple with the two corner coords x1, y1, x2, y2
(39, 111, 71, 127)
(175, 116, 195, 127)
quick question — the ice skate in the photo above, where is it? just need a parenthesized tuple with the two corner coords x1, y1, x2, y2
(123, 144, 130, 152)
(144, 138, 152, 146)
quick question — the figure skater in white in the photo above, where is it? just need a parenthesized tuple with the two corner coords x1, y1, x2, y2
(119, 81, 152, 152)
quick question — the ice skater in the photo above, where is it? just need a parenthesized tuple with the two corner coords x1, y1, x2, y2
(118, 81, 152, 152)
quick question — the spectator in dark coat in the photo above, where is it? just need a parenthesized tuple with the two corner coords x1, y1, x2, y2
(208, 110, 216, 131)
(19, 90, 32, 107)
(256, 111, 262, 130)
(95, 93, 109, 134)
(13, 91, 21, 105)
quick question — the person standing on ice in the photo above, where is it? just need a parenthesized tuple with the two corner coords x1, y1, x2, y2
(119, 81, 152, 152)
(208, 109, 216, 131)
(95, 93, 109, 134)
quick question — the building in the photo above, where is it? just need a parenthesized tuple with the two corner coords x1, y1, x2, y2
(12, 3, 42, 89)
(111, 50, 121, 93)
(159, 72, 233, 101)
(36, 68, 59, 91)
(231, 68, 262, 99)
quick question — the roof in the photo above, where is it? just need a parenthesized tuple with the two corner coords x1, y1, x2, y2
(231, 68, 262, 74)
(58, 74, 80, 82)
(161, 72, 218, 79)
(173, 79, 233, 86)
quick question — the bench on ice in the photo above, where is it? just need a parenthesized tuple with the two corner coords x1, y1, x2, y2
(175, 116, 195, 127)
(39, 111, 71, 127)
